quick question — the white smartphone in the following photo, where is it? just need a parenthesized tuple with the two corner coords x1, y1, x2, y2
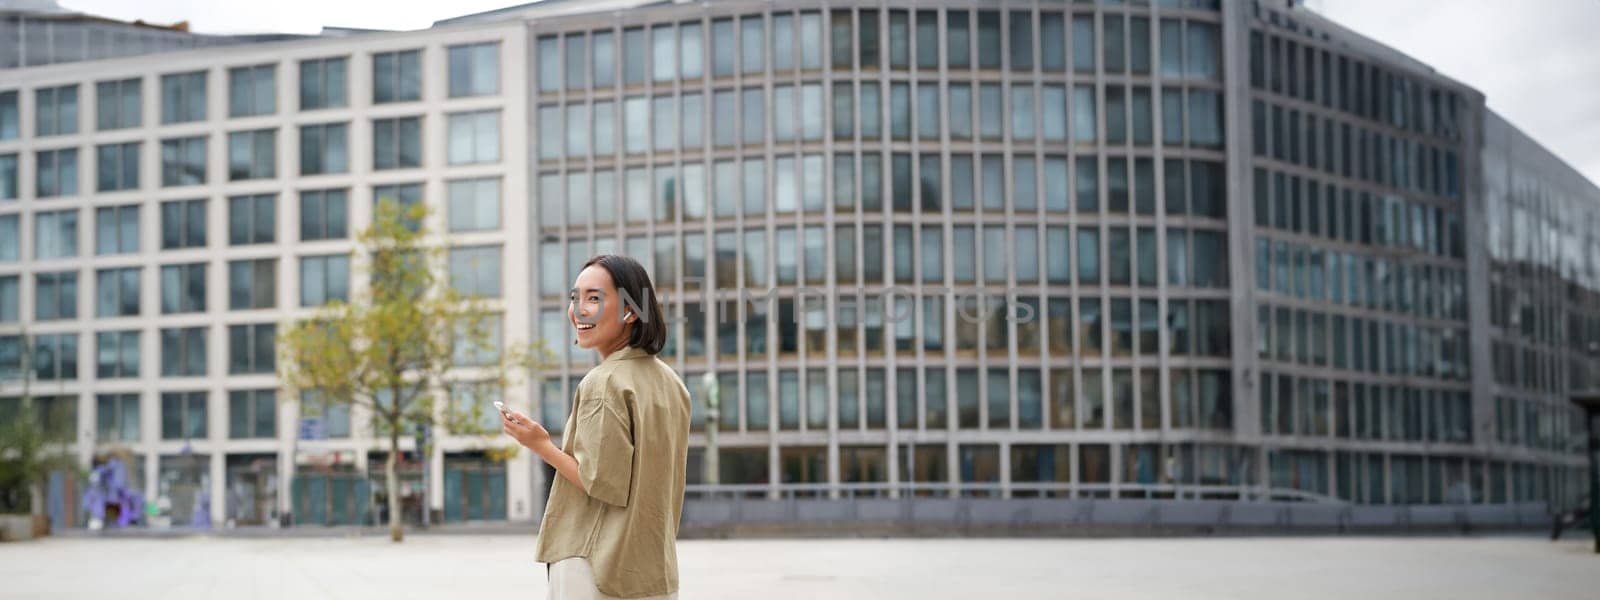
(493, 401, 508, 417)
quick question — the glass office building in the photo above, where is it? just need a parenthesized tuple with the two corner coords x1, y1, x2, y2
(0, 0, 1593, 529)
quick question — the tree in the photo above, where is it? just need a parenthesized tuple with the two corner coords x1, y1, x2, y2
(0, 335, 80, 537)
(278, 200, 544, 542)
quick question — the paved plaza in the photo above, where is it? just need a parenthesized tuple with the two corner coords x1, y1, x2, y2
(2, 533, 1597, 599)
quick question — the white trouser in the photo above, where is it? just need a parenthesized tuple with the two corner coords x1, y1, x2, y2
(547, 558, 678, 600)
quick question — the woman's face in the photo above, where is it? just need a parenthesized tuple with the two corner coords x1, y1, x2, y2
(569, 265, 632, 352)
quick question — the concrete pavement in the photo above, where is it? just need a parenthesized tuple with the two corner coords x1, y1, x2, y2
(2, 534, 1596, 599)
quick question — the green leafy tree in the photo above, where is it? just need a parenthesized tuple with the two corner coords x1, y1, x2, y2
(278, 200, 545, 542)
(0, 336, 80, 537)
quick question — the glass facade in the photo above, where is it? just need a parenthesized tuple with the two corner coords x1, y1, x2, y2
(523, 0, 1587, 505)
(534, 3, 1244, 498)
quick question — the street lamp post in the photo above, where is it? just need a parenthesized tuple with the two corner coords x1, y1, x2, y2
(1572, 391, 1600, 554)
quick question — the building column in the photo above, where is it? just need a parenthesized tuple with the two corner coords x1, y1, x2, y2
(428, 433, 444, 520)
(209, 452, 225, 528)
(278, 395, 298, 523)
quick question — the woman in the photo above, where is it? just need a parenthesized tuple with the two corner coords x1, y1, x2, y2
(501, 255, 690, 600)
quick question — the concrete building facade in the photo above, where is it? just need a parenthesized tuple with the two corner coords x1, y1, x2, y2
(0, 0, 1593, 529)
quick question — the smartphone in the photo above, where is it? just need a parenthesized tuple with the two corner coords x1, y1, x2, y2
(493, 401, 508, 417)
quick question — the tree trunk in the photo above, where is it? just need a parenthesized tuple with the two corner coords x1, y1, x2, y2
(387, 429, 403, 542)
(28, 482, 48, 537)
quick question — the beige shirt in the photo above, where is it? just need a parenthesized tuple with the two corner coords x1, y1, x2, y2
(536, 346, 691, 599)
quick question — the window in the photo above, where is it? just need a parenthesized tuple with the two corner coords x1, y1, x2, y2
(160, 136, 207, 187)
(300, 122, 349, 175)
(160, 71, 206, 124)
(1192, 230, 1228, 287)
(453, 314, 503, 367)
(1073, 86, 1096, 143)
(741, 88, 764, 146)
(567, 34, 589, 91)
(1040, 13, 1066, 72)
(1039, 85, 1068, 142)
(228, 129, 276, 180)
(595, 100, 616, 155)
(96, 142, 139, 192)
(35, 85, 78, 136)
(95, 267, 140, 317)
(1106, 87, 1127, 145)
(623, 28, 647, 84)
(1072, 16, 1095, 73)
(35, 148, 78, 197)
(299, 57, 348, 110)
(450, 245, 502, 298)
(447, 110, 500, 165)
(229, 389, 277, 439)
(34, 209, 78, 259)
(448, 177, 500, 232)
(0, 91, 16, 139)
(373, 117, 422, 170)
(160, 391, 207, 439)
(0, 334, 17, 374)
(944, 83, 972, 142)
(685, 91, 708, 146)
(97, 78, 141, 130)
(0, 216, 15, 263)
(917, 82, 940, 140)
(299, 189, 348, 240)
(564, 103, 589, 157)
(1185, 22, 1220, 80)
(300, 390, 350, 439)
(653, 24, 677, 81)
(228, 259, 277, 310)
(160, 199, 207, 249)
(712, 19, 736, 76)
(448, 42, 499, 97)
(96, 393, 141, 441)
(0, 276, 15, 322)
(537, 36, 560, 92)
(228, 194, 275, 245)
(1012, 83, 1036, 140)
(593, 32, 616, 87)
(1188, 90, 1223, 149)
(229, 323, 276, 374)
(1009, 10, 1033, 71)
(96, 331, 140, 379)
(1161, 20, 1183, 77)
(300, 254, 350, 306)
(372, 183, 422, 231)
(228, 64, 275, 117)
(159, 263, 207, 314)
(1103, 14, 1125, 74)
(34, 271, 78, 320)
(1, 154, 15, 199)
(881, 11, 906, 71)
(373, 50, 421, 103)
(976, 11, 1001, 69)
(800, 12, 823, 70)
(861, 83, 882, 139)
(742, 16, 765, 74)
(32, 334, 78, 380)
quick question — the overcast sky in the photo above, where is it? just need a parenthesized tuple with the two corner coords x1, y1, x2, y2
(57, 0, 1600, 187)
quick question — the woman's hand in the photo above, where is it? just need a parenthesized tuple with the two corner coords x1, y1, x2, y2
(501, 409, 552, 452)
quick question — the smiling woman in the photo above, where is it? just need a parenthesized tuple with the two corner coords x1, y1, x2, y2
(500, 254, 688, 600)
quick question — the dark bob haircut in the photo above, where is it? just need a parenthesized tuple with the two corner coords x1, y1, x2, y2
(582, 254, 667, 355)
